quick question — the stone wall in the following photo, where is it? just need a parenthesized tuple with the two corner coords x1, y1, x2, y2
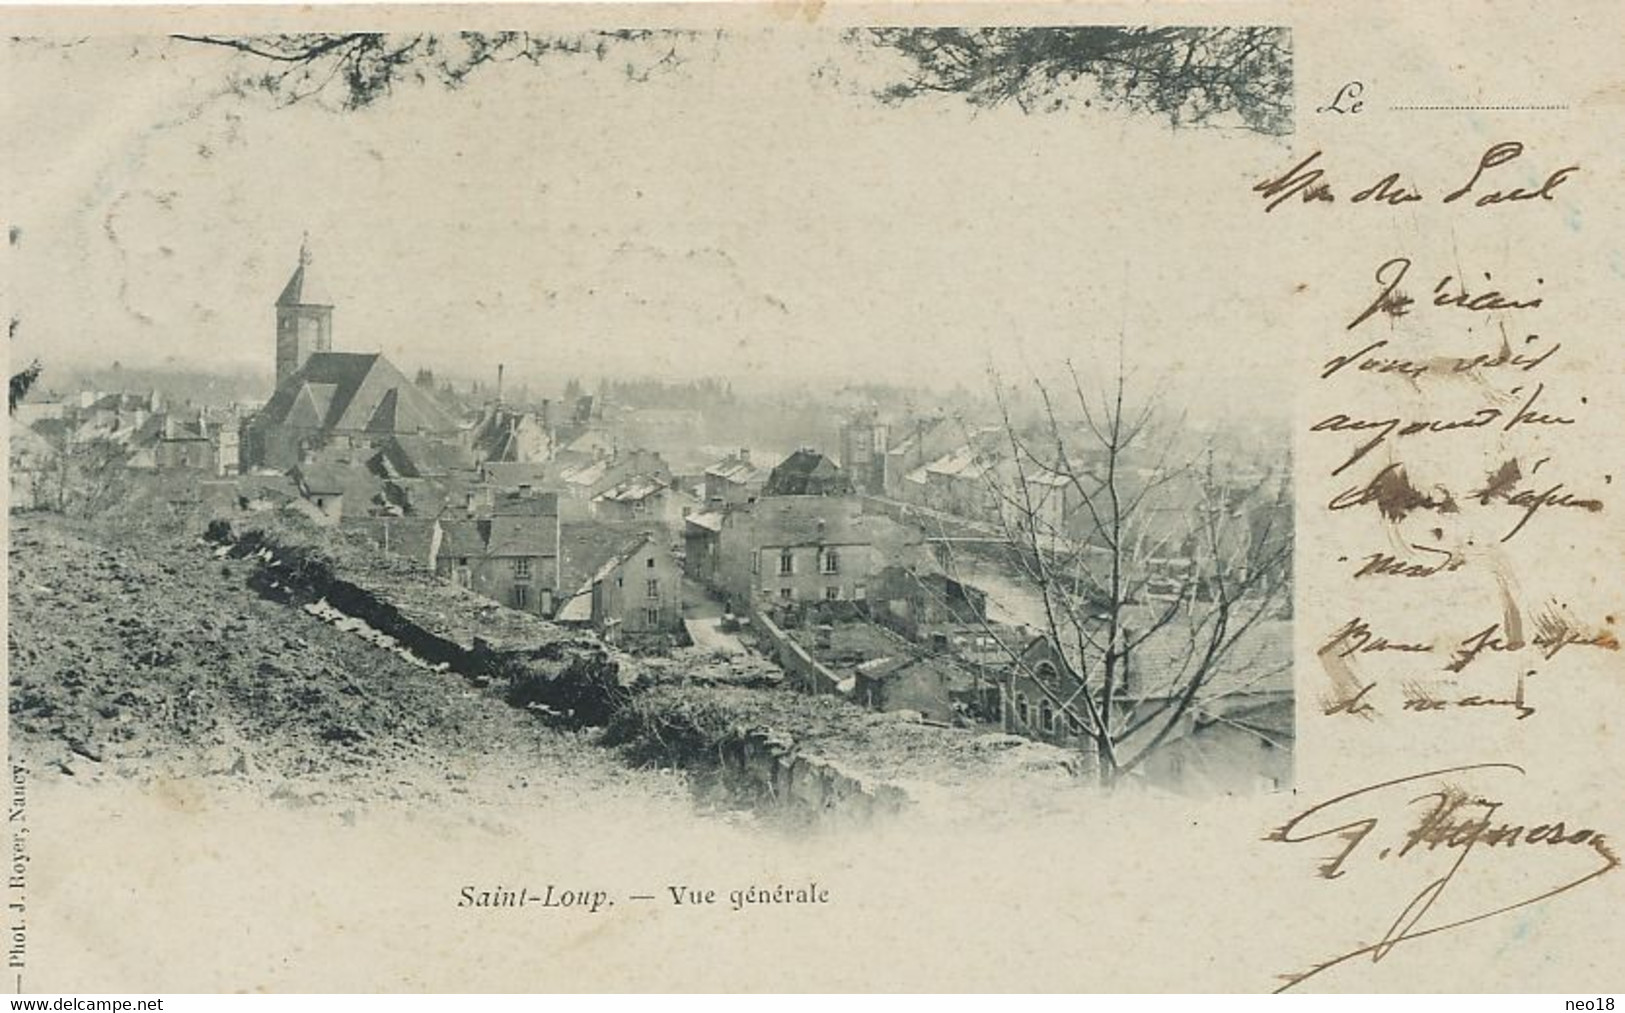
(750, 608, 843, 695)
(206, 519, 631, 724)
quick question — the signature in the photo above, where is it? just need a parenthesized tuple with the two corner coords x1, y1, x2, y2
(1267, 763, 1618, 992)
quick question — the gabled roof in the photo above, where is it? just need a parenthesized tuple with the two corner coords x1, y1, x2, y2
(561, 459, 611, 487)
(704, 453, 767, 485)
(924, 444, 990, 480)
(558, 520, 660, 605)
(590, 533, 654, 587)
(437, 495, 560, 560)
(485, 512, 559, 558)
(763, 448, 852, 496)
(256, 352, 459, 435)
(375, 434, 472, 479)
(342, 517, 439, 568)
(555, 531, 656, 624)
(470, 407, 548, 463)
(285, 383, 336, 428)
(595, 474, 666, 504)
(436, 519, 487, 560)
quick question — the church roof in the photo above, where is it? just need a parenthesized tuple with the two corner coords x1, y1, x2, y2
(257, 352, 460, 435)
(276, 261, 334, 307)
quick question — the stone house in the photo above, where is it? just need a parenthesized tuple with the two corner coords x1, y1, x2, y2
(290, 460, 388, 523)
(851, 654, 977, 724)
(434, 493, 562, 617)
(554, 530, 682, 639)
(152, 414, 223, 473)
(591, 474, 667, 523)
(712, 495, 925, 613)
(587, 532, 683, 638)
(681, 508, 725, 584)
(702, 450, 768, 506)
(761, 448, 853, 497)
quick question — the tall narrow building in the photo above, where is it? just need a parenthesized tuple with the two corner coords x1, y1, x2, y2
(275, 235, 334, 386)
(243, 238, 462, 471)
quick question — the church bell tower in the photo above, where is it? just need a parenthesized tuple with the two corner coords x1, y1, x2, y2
(274, 234, 334, 386)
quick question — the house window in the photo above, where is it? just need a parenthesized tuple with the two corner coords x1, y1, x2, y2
(511, 584, 530, 609)
(820, 548, 840, 575)
(512, 557, 532, 580)
(824, 586, 840, 602)
(1041, 700, 1055, 733)
(645, 607, 661, 627)
(1015, 693, 1030, 727)
(778, 550, 794, 576)
(632, 498, 647, 514)
(646, 578, 660, 600)
(646, 557, 655, 568)
(779, 587, 794, 601)
(1068, 713, 1083, 734)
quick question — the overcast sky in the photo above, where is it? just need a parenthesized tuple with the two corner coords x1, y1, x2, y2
(7, 30, 1297, 418)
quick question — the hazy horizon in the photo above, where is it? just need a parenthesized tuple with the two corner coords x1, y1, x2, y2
(8, 30, 1299, 423)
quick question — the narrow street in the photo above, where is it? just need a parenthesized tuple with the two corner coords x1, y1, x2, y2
(681, 575, 748, 655)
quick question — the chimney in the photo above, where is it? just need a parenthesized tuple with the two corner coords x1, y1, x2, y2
(496, 364, 505, 403)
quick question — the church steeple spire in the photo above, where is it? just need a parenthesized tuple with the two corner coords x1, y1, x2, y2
(274, 235, 335, 386)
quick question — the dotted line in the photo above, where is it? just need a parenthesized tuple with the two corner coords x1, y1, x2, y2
(1391, 104, 1569, 111)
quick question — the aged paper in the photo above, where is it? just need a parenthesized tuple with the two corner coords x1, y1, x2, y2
(3, 0, 1622, 993)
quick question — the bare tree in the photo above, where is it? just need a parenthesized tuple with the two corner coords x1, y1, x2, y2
(927, 357, 1291, 786)
(167, 27, 1291, 135)
(169, 31, 700, 108)
(853, 26, 1293, 135)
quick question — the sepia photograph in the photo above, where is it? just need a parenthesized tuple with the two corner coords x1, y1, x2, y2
(8, 23, 1294, 827)
(6, 2, 1620, 995)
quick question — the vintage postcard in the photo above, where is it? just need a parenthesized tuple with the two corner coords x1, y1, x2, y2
(2, 0, 1621, 993)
